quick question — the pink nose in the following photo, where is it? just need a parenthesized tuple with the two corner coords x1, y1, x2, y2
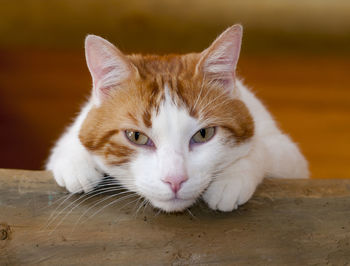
(162, 175, 188, 194)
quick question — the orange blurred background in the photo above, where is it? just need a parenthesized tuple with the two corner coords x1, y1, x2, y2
(0, 0, 349, 178)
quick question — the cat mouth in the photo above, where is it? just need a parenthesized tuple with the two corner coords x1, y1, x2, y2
(148, 196, 196, 212)
(162, 194, 196, 202)
(166, 196, 190, 202)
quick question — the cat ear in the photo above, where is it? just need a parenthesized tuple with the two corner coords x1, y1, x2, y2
(197, 24, 242, 93)
(85, 35, 136, 105)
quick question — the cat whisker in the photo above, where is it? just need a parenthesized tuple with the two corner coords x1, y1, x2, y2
(114, 196, 142, 216)
(45, 25, 308, 216)
(42, 190, 90, 231)
(186, 208, 197, 219)
(46, 184, 121, 217)
(199, 90, 227, 116)
(134, 197, 148, 218)
(42, 179, 121, 227)
(154, 208, 163, 217)
(50, 190, 134, 235)
(195, 81, 213, 114)
(45, 186, 126, 231)
(142, 200, 150, 215)
(80, 193, 139, 226)
(133, 196, 145, 217)
(192, 74, 206, 112)
(201, 98, 233, 116)
(42, 192, 75, 222)
(72, 190, 134, 229)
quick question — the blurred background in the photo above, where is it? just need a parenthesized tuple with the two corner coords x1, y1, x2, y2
(0, 0, 349, 178)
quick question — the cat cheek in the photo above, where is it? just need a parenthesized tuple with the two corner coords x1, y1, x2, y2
(189, 140, 203, 151)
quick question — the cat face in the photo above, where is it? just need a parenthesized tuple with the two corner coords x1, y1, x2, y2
(79, 25, 254, 212)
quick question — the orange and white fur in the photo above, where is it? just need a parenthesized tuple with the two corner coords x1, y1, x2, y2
(47, 25, 308, 212)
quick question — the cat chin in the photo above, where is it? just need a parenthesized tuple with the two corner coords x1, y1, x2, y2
(149, 197, 196, 213)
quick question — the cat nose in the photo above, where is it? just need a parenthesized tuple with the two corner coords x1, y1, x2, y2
(162, 175, 188, 194)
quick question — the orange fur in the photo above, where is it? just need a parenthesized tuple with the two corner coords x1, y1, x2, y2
(79, 53, 254, 165)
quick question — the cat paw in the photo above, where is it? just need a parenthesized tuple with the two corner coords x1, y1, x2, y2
(48, 156, 102, 193)
(202, 177, 256, 212)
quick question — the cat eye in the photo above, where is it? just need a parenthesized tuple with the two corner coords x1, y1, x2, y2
(191, 127, 215, 144)
(125, 130, 153, 146)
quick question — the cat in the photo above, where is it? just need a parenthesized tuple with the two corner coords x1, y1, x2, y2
(46, 24, 309, 212)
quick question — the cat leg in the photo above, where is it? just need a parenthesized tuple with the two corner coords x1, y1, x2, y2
(202, 144, 265, 212)
(262, 134, 309, 179)
(46, 103, 103, 193)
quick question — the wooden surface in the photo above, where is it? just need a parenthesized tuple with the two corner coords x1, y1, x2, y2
(1, 169, 350, 265)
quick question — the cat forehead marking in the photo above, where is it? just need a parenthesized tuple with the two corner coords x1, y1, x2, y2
(150, 83, 198, 147)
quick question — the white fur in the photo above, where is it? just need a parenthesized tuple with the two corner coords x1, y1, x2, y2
(46, 26, 308, 212)
(127, 84, 252, 211)
(46, 80, 308, 212)
(46, 101, 104, 193)
(202, 80, 309, 211)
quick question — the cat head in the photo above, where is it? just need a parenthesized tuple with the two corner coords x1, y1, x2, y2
(79, 25, 254, 212)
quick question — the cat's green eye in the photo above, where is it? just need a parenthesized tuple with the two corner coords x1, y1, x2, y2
(191, 127, 215, 144)
(125, 130, 152, 146)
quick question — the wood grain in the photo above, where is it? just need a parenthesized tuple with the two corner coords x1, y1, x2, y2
(0, 169, 350, 265)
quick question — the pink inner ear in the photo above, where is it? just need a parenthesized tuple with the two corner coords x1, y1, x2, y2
(200, 25, 242, 91)
(85, 35, 132, 103)
(93, 65, 119, 93)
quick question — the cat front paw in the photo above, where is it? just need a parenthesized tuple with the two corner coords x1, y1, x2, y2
(48, 156, 102, 193)
(202, 177, 257, 212)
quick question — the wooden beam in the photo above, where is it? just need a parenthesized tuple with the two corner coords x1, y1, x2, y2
(1, 169, 350, 264)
